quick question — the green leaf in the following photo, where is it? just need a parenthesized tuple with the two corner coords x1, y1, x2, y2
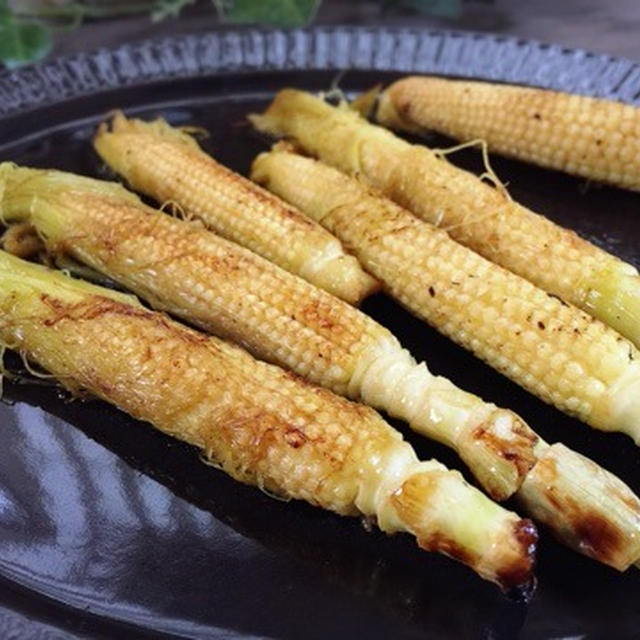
(405, 0, 462, 19)
(0, 0, 11, 21)
(0, 19, 53, 69)
(225, 0, 319, 27)
(151, 0, 196, 22)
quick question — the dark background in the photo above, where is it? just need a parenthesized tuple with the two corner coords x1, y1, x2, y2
(47, 0, 640, 61)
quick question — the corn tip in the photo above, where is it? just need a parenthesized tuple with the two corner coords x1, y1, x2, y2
(391, 465, 537, 589)
(518, 442, 640, 570)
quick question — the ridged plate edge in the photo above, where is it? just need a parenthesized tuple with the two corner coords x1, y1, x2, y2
(1, 26, 640, 119)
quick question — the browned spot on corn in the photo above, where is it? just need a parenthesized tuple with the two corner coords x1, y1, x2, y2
(496, 519, 538, 590)
(216, 412, 310, 467)
(416, 531, 473, 566)
(538, 453, 559, 477)
(78, 366, 115, 397)
(39, 293, 209, 346)
(532, 456, 631, 565)
(471, 416, 538, 479)
(573, 510, 627, 563)
(284, 426, 308, 448)
(40, 294, 147, 326)
(296, 299, 337, 331)
(396, 97, 411, 117)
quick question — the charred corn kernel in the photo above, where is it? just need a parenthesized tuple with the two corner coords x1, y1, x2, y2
(251, 147, 640, 570)
(251, 89, 640, 351)
(0, 163, 542, 502)
(92, 112, 378, 306)
(378, 76, 640, 191)
(0, 250, 537, 588)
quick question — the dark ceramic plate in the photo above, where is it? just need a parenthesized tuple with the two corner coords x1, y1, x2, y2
(1, 27, 640, 640)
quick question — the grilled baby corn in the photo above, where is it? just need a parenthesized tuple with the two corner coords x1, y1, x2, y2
(250, 89, 640, 352)
(250, 147, 640, 570)
(0, 249, 537, 589)
(377, 76, 640, 192)
(1, 163, 639, 570)
(0, 162, 537, 501)
(93, 112, 377, 306)
(250, 145, 640, 440)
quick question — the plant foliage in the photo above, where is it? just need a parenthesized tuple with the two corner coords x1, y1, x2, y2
(0, 0, 464, 68)
(0, 0, 52, 69)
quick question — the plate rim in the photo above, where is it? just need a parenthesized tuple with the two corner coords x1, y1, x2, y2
(1, 25, 640, 121)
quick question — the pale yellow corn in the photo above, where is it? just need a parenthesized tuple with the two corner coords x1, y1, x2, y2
(251, 146, 640, 570)
(378, 76, 640, 192)
(251, 89, 640, 351)
(250, 146, 640, 439)
(0, 250, 537, 588)
(93, 112, 378, 306)
(0, 162, 542, 502)
(0, 162, 627, 569)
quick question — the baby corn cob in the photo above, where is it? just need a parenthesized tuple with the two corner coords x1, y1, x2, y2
(93, 112, 377, 306)
(250, 146, 640, 439)
(0, 162, 538, 502)
(250, 89, 640, 351)
(1, 163, 638, 570)
(0, 250, 537, 589)
(250, 146, 640, 570)
(378, 76, 640, 192)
